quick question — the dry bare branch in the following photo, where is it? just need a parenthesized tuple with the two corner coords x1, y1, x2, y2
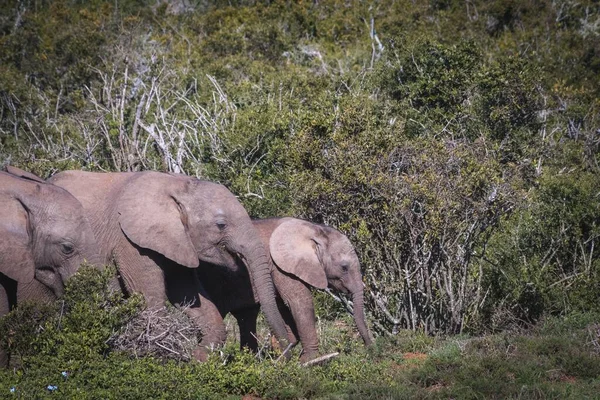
(302, 352, 340, 367)
(108, 305, 201, 361)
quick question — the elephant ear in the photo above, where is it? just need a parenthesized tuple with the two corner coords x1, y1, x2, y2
(117, 174, 199, 269)
(270, 219, 328, 289)
(0, 196, 35, 283)
(4, 165, 46, 183)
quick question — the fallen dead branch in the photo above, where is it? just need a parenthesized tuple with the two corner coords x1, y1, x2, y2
(302, 352, 340, 367)
(274, 342, 297, 363)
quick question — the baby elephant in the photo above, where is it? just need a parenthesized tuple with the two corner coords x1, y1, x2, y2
(197, 217, 373, 362)
(0, 167, 101, 366)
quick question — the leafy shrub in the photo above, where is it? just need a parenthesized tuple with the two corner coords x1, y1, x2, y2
(1, 0, 599, 337)
(378, 40, 481, 115)
(480, 169, 600, 329)
(1, 280, 599, 398)
(0, 265, 143, 369)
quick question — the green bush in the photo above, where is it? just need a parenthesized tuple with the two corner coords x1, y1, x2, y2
(480, 169, 600, 329)
(1, 0, 599, 337)
(1, 283, 599, 398)
(378, 40, 481, 115)
(0, 266, 143, 369)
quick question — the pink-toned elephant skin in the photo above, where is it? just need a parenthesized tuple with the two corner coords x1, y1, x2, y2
(1, 167, 101, 367)
(48, 170, 289, 360)
(197, 217, 374, 362)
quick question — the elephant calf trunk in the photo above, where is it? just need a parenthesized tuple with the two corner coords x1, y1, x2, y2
(352, 291, 374, 346)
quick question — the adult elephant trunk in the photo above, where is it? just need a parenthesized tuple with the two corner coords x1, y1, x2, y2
(52, 250, 103, 297)
(84, 248, 105, 272)
(235, 229, 290, 350)
(351, 290, 374, 346)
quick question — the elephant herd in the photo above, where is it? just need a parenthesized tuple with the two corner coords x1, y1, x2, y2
(0, 167, 373, 366)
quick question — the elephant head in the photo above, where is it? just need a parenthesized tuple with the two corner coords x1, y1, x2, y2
(114, 172, 290, 346)
(269, 218, 374, 346)
(0, 170, 101, 299)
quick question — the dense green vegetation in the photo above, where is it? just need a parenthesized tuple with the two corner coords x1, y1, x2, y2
(1, 268, 599, 398)
(1, 0, 599, 396)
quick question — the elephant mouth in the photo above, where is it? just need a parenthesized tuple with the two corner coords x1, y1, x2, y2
(34, 266, 64, 296)
(35, 265, 56, 277)
(231, 252, 248, 270)
(201, 245, 243, 271)
(327, 280, 346, 293)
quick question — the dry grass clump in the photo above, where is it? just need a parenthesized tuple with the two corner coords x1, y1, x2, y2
(589, 323, 600, 355)
(109, 305, 201, 361)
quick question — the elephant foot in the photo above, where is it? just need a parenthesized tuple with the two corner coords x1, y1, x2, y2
(270, 335, 281, 352)
(270, 336, 297, 351)
(268, 336, 297, 361)
(192, 346, 209, 362)
(299, 350, 319, 363)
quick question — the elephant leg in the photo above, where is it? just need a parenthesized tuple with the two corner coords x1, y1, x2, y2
(194, 282, 227, 356)
(164, 266, 226, 361)
(0, 282, 9, 367)
(0, 275, 16, 311)
(0, 282, 7, 315)
(276, 297, 300, 346)
(232, 306, 261, 352)
(116, 243, 168, 309)
(274, 272, 319, 362)
(234, 302, 299, 356)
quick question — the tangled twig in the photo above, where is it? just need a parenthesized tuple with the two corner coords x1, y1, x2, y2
(108, 305, 201, 361)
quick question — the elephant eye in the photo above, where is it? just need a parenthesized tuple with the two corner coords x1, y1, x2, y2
(341, 264, 349, 272)
(61, 242, 75, 255)
(216, 221, 227, 231)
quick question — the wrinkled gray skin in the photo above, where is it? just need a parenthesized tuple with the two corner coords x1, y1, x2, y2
(49, 171, 289, 360)
(197, 217, 374, 362)
(0, 168, 101, 366)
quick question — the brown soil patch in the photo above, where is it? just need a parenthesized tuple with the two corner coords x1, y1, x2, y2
(559, 374, 577, 384)
(390, 352, 428, 372)
(403, 352, 428, 362)
(426, 382, 448, 392)
(333, 320, 351, 329)
(546, 369, 577, 384)
(269, 335, 281, 351)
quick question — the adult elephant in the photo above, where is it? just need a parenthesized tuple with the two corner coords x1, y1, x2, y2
(48, 170, 289, 359)
(197, 217, 374, 362)
(1, 168, 101, 366)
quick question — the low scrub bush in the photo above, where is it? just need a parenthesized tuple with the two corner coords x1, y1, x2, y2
(1, 273, 598, 399)
(1, 0, 598, 340)
(0, 266, 143, 369)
